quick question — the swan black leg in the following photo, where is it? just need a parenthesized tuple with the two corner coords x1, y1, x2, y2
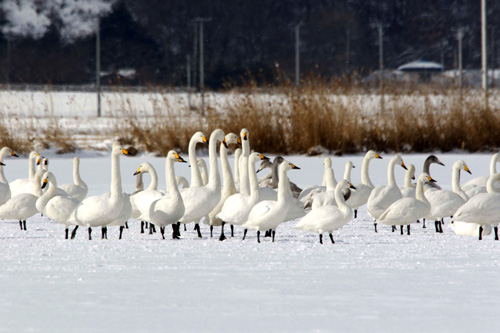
(210, 225, 213, 238)
(319, 234, 323, 244)
(23, 220, 27, 230)
(65, 228, 69, 239)
(88, 227, 92, 240)
(242, 229, 248, 240)
(257, 230, 261, 243)
(71, 225, 78, 239)
(194, 223, 202, 238)
(219, 221, 227, 241)
(407, 225, 410, 235)
(495, 227, 499, 241)
(230, 224, 234, 237)
(160, 226, 165, 239)
(271, 230, 276, 242)
(374, 222, 378, 233)
(329, 233, 335, 244)
(354, 209, 358, 219)
(119, 226, 124, 240)
(400, 225, 404, 235)
(479, 226, 483, 240)
(141, 221, 145, 234)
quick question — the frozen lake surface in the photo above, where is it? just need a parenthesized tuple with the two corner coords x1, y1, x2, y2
(1, 152, 499, 332)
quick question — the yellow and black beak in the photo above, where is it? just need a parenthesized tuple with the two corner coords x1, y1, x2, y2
(464, 165, 472, 175)
(427, 176, 437, 183)
(243, 132, 248, 141)
(290, 163, 300, 170)
(401, 161, 407, 170)
(349, 182, 356, 190)
(375, 153, 382, 159)
(202, 136, 208, 144)
(133, 166, 141, 176)
(237, 137, 242, 145)
(175, 152, 187, 163)
(222, 138, 228, 149)
(41, 178, 48, 189)
(11, 151, 18, 157)
(122, 148, 129, 155)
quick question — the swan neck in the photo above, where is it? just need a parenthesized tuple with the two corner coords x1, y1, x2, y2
(189, 138, 203, 187)
(361, 155, 375, 188)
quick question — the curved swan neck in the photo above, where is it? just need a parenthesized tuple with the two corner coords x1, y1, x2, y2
(221, 144, 236, 193)
(361, 154, 375, 188)
(146, 166, 158, 191)
(189, 137, 203, 187)
(387, 157, 398, 187)
(111, 150, 122, 196)
(490, 153, 499, 175)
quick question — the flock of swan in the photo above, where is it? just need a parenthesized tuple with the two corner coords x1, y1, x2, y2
(0, 128, 498, 244)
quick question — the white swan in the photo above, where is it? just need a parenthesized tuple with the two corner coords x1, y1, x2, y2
(206, 133, 240, 239)
(9, 151, 38, 197)
(0, 168, 43, 231)
(400, 164, 416, 198)
(294, 180, 354, 244)
(36, 171, 80, 239)
(367, 154, 407, 231)
(242, 161, 298, 242)
(69, 142, 129, 240)
(238, 128, 250, 195)
(0, 147, 18, 204)
(178, 129, 225, 237)
(377, 173, 436, 235)
(453, 173, 500, 240)
(148, 151, 187, 239)
(59, 157, 88, 201)
(345, 150, 383, 218)
(425, 160, 470, 233)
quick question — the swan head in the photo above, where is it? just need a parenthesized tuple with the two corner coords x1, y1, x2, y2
(426, 155, 445, 166)
(324, 157, 332, 167)
(240, 128, 249, 141)
(418, 172, 436, 184)
(256, 159, 272, 173)
(367, 150, 382, 160)
(407, 164, 416, 180)
(454, 160, 472, 175)
(168, 150, 187, 163)
(224, 133, 240, 146)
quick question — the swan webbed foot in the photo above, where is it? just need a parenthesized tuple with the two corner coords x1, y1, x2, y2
(329, 233, 335, 244)
(70, 226, 78, 239)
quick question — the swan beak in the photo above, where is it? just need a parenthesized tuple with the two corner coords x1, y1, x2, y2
(122, 149, 129, 155)
(349, 182, 356, 190)
(202, 136, 208, 144)
(464, 165, 472, 174)
(375, 153, 382, 159)
(175, 153, 187, 163)
(11, 151, 18, 157)
(401, 161, 407, 170)
(237, 137, 242, 145)
(41, 179, 48, 189)
(222, 139, 228, 149)
(427, 176, 437, 183)
(133, 167, 141, 176)
(290, 163, 300, 170)
(243, 132, 248, 141)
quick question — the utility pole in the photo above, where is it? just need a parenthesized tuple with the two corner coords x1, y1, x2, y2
(192, 18, 211, 117)
(378, 24, 385, 114)
(457, 29, 464, 91)
(96, 17, 101, 117)
(295, 22, 303, 86)
(481, 0, 488, 109)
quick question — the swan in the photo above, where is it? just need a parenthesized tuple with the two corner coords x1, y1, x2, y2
(377, 173, 436, 235)
(59, 157, 88, 201)
(206, 133, 241, 238)
(463, 152, 499, 187)
(238, 128, 250, 195)
(0, 168, 43, 231)
(148, 151, 187, 239)
(9, 151, 38, 197)
(216, 152, 269, 238)
(0, 147, 19, 204)
(69, 142, 129, 240)
(423, 155, 445, 191)
(345, 150, 383, 218)
(425, 160, 471, 233)
(367, 154, 407, 232)
(36, 171, 80, 239)
(400, 164, 416, 198)
(242, 161, 298, 242)
(453, 173, 500, 240)
(259, 156, 303, 198)
(178, 129, 225, 237)
(294, 180, 354, 244)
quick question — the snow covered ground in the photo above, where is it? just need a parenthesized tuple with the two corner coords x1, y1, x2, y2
(1, 151, 499, 332)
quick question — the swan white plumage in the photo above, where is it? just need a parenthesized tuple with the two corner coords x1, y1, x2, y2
(9, 151, 38, 197)
(36, 171, 80, 239)
(69, 142, 129, 240)
(59, 157, 88, 201)
(400, 164, 416, 198)
(345, 150, 383, 218)
(178, 129, 225, 236)
(148, 151, 187, 239)
(367, 155, 407, 229)
(453, 173, 500, 240)
(0, 147, 18, 204)
(0, 168, 43, 231)
(294, 180, 354, 244)
(377, 173, 436, 235)
(242, 161, 298, 242)
(424, 160, 470, 233)
(206, 133, 240, 238)
(238, 128, 250, 195)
